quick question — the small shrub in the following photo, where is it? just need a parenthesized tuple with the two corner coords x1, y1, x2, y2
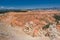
(42, 24, 50, 30)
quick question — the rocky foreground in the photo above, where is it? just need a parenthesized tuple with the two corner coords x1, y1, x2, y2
(0, 10, 60, 40)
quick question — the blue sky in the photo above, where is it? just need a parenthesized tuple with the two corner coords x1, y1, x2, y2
(0, 0, 60, 9)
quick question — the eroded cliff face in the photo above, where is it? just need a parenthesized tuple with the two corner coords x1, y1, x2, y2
(0, 10, 60, 40)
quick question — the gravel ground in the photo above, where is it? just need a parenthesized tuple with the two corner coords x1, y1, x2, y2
(0, 22, 50, 40)
(0, 22, 60, 40)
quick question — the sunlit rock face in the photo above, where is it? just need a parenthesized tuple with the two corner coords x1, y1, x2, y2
(0, 10, 60, 40)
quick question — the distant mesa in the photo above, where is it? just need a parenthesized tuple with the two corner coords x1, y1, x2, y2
(0, 7, 60, 13)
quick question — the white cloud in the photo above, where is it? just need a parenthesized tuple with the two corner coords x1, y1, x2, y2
(0, 6, 4, 9)
(7, 7, 15, 9)
(0, 6, 15, 9)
